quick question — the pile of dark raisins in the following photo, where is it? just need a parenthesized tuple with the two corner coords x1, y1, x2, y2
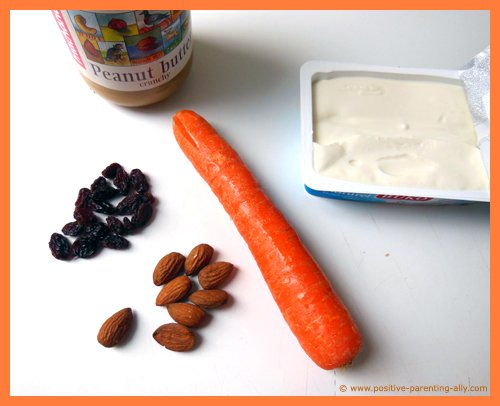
(49, 163, 155, 260)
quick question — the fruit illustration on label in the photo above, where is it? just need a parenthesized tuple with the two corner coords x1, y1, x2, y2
(83, 39, 101, 58)
(74, 14, 97, 35)
(136, 36, 159, 52)
(108, 18, 128, 32)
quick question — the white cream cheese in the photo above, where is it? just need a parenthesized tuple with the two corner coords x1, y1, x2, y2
(312, 75, 489, 191)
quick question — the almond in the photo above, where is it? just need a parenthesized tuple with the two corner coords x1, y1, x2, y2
(185, 243, 214, 275)
(167, 302, 206, 327)
(198, 261, 234, 289)
(153, 323, 195, 351)
(153, 252, 185, 286)
(188, 289, 229, 309)
(97, 308, 133, 348)
(156, 275, 191, 306)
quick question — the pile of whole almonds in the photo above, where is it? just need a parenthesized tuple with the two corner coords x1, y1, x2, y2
(95, 243, 235, 351)
(153, 243, 234, 351)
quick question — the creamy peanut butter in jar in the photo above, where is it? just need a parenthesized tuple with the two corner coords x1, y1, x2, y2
(53, 10, 193, 107)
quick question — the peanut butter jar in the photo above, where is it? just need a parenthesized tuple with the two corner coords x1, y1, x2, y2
(53, 10, 193, 107)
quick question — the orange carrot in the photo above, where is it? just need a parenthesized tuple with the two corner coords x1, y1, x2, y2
(172, 110, 362, 369)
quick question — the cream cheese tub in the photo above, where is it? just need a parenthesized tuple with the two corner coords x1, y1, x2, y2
(300, 59, 490, 204)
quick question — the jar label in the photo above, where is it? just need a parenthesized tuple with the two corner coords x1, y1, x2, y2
(53, 10, 192, 92)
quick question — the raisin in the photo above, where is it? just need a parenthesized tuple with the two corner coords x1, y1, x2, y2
(61, 221, 84, 237)
(53, 164, 154, 260)
(72, 236, 100, 258)
(113, 167, 130, 195)
(85, 222, 109, 239)
(103, 234, 130, 250)
(73, 206, 96, 226)
(143, 191, 156, 204)
(106, 216, 126, 235)
(101, 162, 123, 179)
(90, 176, 119, 201)
(116, 193, 144, 215)
(75, 188, 91, 207)
(49, 233, 72, 260)
(130, 168, 150, 193)
(131, 202, 153, 228)
(123, 217, 134, 233)
(89, 199, 115, 215)
(90, 176, 107, 191)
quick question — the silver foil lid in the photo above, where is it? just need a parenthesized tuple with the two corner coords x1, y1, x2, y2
(460, 47, 490, 177)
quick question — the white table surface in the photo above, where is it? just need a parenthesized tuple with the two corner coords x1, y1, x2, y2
(10, 10, 490, 396)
